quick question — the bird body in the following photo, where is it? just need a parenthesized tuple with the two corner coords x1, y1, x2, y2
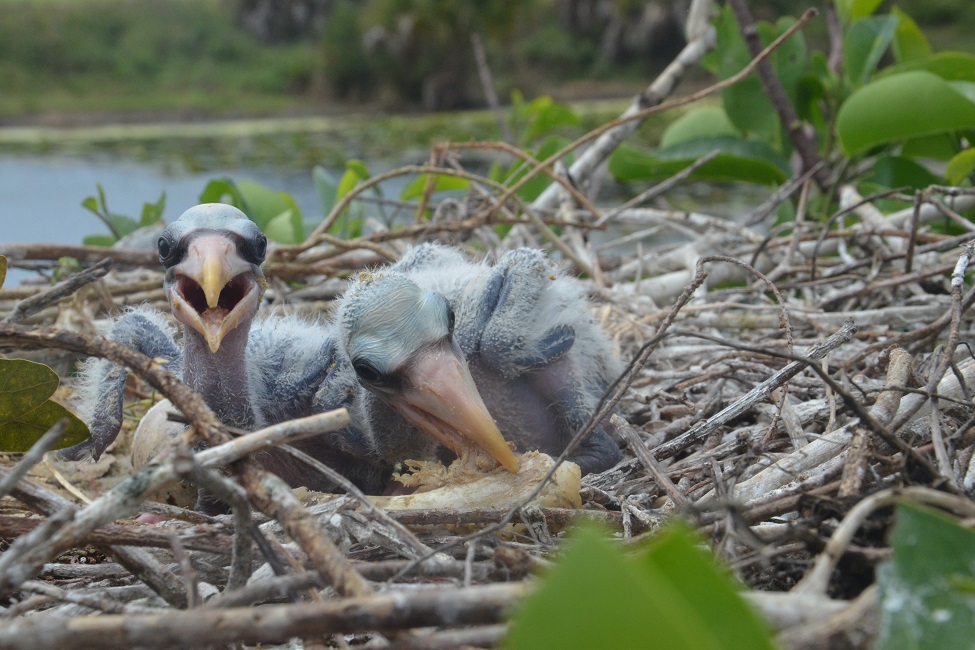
(338, 243, 623, 475)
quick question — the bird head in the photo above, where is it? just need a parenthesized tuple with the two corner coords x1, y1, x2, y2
(339, 271, 518, 473)
(159, 204, 268, 353)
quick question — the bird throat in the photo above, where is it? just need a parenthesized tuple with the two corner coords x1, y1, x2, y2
(181, 322, 256, 429)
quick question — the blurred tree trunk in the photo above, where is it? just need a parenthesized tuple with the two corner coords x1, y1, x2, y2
(235, 0, 334, 42)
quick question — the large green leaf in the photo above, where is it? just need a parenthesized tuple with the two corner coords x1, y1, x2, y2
(875, 503, 975, 649)
(946, 148, 975, 185)
(714, 7, 781, 150)
(236, 180, 304, 244)
(337, 160, 371, 200)
(609, 139, 788, 186)
(891, 7, 930, 63)
(0, 359, 59, 417)
(635, 525, 774, 649)
(660, 106, 739, 148)
(844, 15, 899, 87)
(837, 71, 975, 156)
(313, 165, 339, 217)
(0, 359, 90, 452)
(901, 133, 960, 161)
(139, 192, 166, 228)
(199, 178, 245, 206)
(264, 209, 299, 245)
(893, 52, 975, 82)
(867, 155, 939, 189)
(836, 0, 885, 23)
(506, 525, 773, 649)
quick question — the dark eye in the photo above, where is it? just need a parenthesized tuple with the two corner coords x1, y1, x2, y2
(353, 359, 383, 385)
(253, 235, 267, 263)
(157, 236, 175, 263)
(446, 305, 455, 333)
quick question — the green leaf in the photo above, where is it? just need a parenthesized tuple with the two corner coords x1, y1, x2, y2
(0, 255, 6, 290)
(867, 155, 938, 189)
(264, 209, 299, 245)
(635, 524, 774, 649)
(0, 359, 90, 452)
(139, 192, 166, 227)
(893, 52, 975, 82)
(836, 0, 885, 23)
(715, 7, 781, 149)
(609, 140, 788, 186)
(891, 7, 930, 63)
(108, 214, 140, 239)
(236, 180, 290, 227)
(313, 165, 339, 217)
(400, 174, 470, 201)
(234, 180, 304, 243)
(521, 96, 579, 145)
(81, 197, 100, 215)
(946, 148, 975, 185)
(0, 359, 60, 419)
(337, 160, 370, 200)
(82, 234, 117, 247)
(837, 71, 975, 156)
(845, 15, 899, 87)
(198, 178, 244, 206)
(660, 107, 738, 148)
(506, 524, 774, 650)
(875, 503, 975, 649)
(901, 133, 960, 160)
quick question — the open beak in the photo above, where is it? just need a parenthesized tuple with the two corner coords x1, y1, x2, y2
(385, 342, 519, 473)
(167, 234, 264, 353)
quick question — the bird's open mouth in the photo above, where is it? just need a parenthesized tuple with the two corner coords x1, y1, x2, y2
(171, 272, 261, 353)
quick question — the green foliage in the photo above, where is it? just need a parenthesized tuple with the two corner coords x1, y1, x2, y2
(0, 255, 6, 290)
(400, 174, 470, 202)
(199, 178, 304, 245)
(609, 1, 975, 197)
(836, 71, 975, 156)
(0, 0, 322, 117)
(946, 148, 975, 185)
(875, 503, 975, 649)
(0, 359, 90, 452)
(81, 184, 165, 246)
(483, 93, 581, 202)
(313, 161, 377, 238)
(610, 140, 789, 186)
(506, 524, 774, 649)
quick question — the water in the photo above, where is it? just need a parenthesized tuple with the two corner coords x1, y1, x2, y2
(0, 151, 331, 285)
(0, 154, 324, 247)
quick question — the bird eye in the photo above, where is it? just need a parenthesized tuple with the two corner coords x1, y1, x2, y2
(253, 235, 267, 263)
(157, 236, 175, 263)
(446, 305, 456, 333)
(353, 359, 383, 385)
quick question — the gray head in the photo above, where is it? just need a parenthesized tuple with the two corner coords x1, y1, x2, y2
(338, 271, 518, 472)
(159, 204, 268, 353)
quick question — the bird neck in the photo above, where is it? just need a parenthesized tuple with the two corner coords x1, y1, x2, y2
(181, 323, 256, 429)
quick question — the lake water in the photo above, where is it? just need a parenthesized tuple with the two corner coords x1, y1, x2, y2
(0, 154, 324, 248)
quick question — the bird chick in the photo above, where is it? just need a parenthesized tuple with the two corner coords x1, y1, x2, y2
(338, 243, 622, 475)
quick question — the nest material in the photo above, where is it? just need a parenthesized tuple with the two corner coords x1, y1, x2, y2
(1, 179, 974, 648)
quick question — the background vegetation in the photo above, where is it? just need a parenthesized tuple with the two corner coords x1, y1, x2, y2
(2, 0, 970, 124)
